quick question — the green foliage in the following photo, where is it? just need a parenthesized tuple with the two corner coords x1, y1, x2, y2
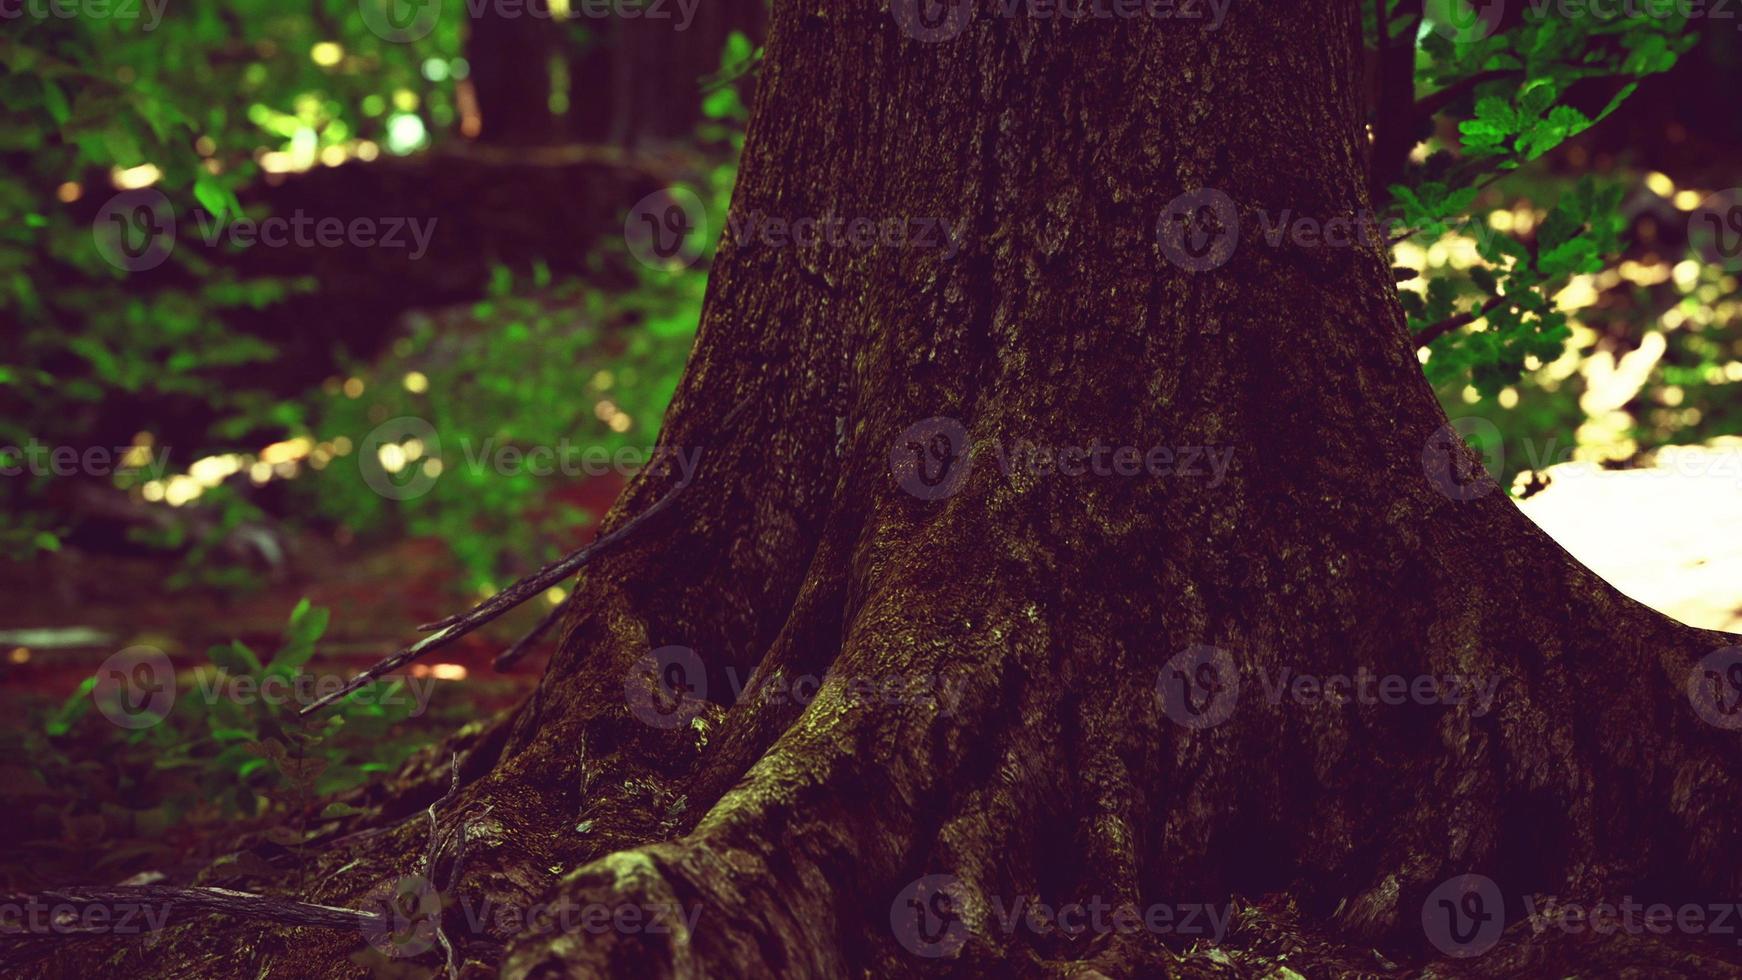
(5, 600, 437, 884)
(1381, 3, 1696, 391)
(1, 2, 460, 559)
(304, 202, 724, 591)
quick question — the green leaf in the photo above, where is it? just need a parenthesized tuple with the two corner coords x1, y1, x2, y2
(41, 79, 69, 125)
(192, 175, 233, 221)
(209, 641, 263, 676)
(45, 676, 99, 736)
(1518, 80, 1557, 118)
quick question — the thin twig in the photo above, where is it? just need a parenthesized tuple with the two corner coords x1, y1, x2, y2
(1415, 294, 1506, 348)
(699, 49, 762, 95)
(423, 756, 463, 980)
(301, 393, 755, 716)
(296, 472, 685, 715)
(1412, 69, 1516, 121)
(413, 476, 691, 636)
(493, 597, 567, 672)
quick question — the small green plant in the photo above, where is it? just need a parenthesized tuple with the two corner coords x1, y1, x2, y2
(6, 600, 439, 888)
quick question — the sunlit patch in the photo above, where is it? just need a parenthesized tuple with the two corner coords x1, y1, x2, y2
(311, 42, 343, 67)
(1552, 275, 1598, 312)
(111, 164, 162, 189)
(1521, 440, 1742, 632)
(163, 476, 202, 507)
(377, 443, 407, 474)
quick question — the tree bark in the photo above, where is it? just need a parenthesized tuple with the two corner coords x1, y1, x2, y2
(31, 2, 1742, 977)
(467, 5, 558, 145)
(564, 0, 768, 146)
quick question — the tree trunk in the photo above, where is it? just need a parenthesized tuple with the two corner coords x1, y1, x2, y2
(466, 6, 557, 145)
(564, 0, 768, 147)
(41, 2, 1742, 977)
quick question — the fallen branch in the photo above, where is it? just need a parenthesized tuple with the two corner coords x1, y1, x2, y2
(296, 474, 685, 714)
(302, 395, 756, 714)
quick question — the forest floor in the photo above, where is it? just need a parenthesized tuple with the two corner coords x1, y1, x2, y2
(1, 442, 1739, 926)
